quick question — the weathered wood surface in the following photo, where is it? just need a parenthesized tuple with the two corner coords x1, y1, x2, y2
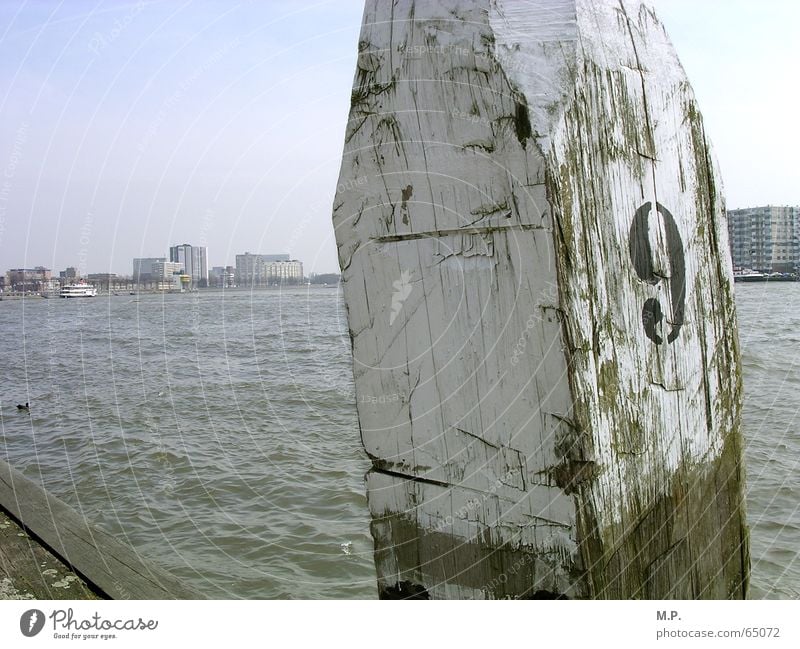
(0, 509, 99, 600)
(0, 457, 201, 599)
(333, 0, 748, 599)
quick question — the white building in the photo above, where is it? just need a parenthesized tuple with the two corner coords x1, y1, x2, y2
(235, 253, 302, 286)
(265, 260, 303, 283)
(151, 260, 183, 280)
(727, 206, 799, 273)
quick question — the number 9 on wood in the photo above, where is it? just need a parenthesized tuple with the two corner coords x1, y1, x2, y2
(629, 201, 686, 345)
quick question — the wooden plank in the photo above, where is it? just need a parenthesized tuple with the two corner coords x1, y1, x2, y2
(333, 0, 748, 599)
(0, 457, 200, 599)
(0, 509, 99, 600)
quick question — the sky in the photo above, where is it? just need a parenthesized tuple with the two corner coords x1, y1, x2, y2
(0, 0, 797, 276)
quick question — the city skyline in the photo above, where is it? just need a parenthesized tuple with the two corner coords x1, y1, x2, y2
(13, 199, 800, 285)
(4, 246, 304, 276)
(4, 239, 306, 275)
(1, 1, 798, 275)
(1, 241, 312, 292)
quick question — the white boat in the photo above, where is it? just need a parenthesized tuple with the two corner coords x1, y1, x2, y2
(60, 283, 97, 298)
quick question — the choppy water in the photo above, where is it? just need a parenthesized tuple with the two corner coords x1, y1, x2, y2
(735, 284, 800, 599)
(0, 285, 797, 599)
(0, 287, 374, 599)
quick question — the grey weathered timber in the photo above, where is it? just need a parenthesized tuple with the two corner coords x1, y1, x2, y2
(1, 509, 99, 600)
(0, 457, 200, 599)
(333, 0, 748, 599)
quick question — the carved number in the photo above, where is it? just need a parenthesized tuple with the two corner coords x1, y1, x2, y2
(628, 201, 685, 345)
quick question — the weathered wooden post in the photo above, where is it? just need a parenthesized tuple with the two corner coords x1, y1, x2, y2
(333, 0, 748, 599)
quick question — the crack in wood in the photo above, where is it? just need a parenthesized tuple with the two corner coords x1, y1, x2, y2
(375, 222, 548, 243)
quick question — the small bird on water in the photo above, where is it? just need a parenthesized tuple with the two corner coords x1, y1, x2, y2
(16, 402, 29, 411)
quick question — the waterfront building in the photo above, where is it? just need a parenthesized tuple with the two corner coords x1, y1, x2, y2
(132, 257, 166, 282)
(169, 244, 208, 287)
(59, 267, 78, 284)
(151, 260, 182, 280)
(265, 260, 303, 283)
(727, 205, 799, 273)
(224, 265, 236, 287)
(8, 267, 51, 292)
(235, 253, 302, 286)
(209, 266, 236, 288)
(235, 252, 263, 286)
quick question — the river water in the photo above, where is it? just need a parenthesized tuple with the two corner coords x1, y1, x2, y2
(0, 285, 797, 598)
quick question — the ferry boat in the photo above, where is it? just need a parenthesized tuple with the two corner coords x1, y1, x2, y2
(733, 269, 799, 283)
(733, 270, 800, 282)
(60, 283, 97, 298)
(733, 269, 767, 282)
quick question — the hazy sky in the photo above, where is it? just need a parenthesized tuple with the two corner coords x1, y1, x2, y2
(0, 0, 797, 275)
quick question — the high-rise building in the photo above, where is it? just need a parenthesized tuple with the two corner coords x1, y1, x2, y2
(169, 244, 208, 287)
(235, 253, 262, 286)
(727, 206, 799, 273)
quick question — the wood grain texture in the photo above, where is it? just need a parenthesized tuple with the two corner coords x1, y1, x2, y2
(0, 510, 100, 600)
(333, 0, 748, 599)
(0, 458, 200, 600)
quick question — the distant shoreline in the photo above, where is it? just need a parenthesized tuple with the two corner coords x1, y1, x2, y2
(0, 285, 342, 300)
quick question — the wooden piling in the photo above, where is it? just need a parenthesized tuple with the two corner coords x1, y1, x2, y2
(333, 0, 748, 599)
